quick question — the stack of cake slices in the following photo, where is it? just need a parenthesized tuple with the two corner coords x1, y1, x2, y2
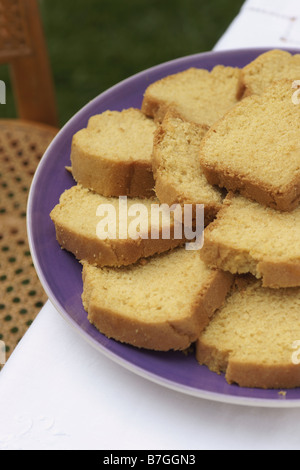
(51, 49, 300, 390)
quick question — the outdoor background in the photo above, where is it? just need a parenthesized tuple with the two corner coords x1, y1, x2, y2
(0, 0, 244, 126)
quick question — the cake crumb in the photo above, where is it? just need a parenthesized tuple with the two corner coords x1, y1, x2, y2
(139, 258, 148, 266)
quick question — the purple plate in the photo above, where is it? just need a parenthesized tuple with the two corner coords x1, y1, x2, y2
(27, 48, 300, 408)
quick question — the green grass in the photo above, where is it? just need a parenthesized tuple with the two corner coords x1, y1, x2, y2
(0, 0, 244, 126)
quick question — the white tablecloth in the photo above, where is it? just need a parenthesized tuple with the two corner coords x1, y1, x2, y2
(2, 0, 300, 451)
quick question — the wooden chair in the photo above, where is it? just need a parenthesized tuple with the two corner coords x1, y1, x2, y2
(0, 0, 59, 363)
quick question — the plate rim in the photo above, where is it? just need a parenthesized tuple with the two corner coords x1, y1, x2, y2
(27, 47, 300, 409)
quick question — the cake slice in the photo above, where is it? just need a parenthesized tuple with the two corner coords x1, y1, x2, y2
(200, 193, 300, 288)
(199, 79, 300, 212)
(196, 276, 300, 389)
(50, 184, 185, 268)
(141, 66, 244, 128)
(242, 49, 300, 96)
(152, 111, 224, 224)
(70, 108, 157, 198)
(82, 247, 233, 351)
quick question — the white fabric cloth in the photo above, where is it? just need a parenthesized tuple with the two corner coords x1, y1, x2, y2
(215, 0, 300, 50)
(1, 0, 300, 450)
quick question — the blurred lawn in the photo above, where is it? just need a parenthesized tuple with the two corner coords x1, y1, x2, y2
(0, 0, 244, 126)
